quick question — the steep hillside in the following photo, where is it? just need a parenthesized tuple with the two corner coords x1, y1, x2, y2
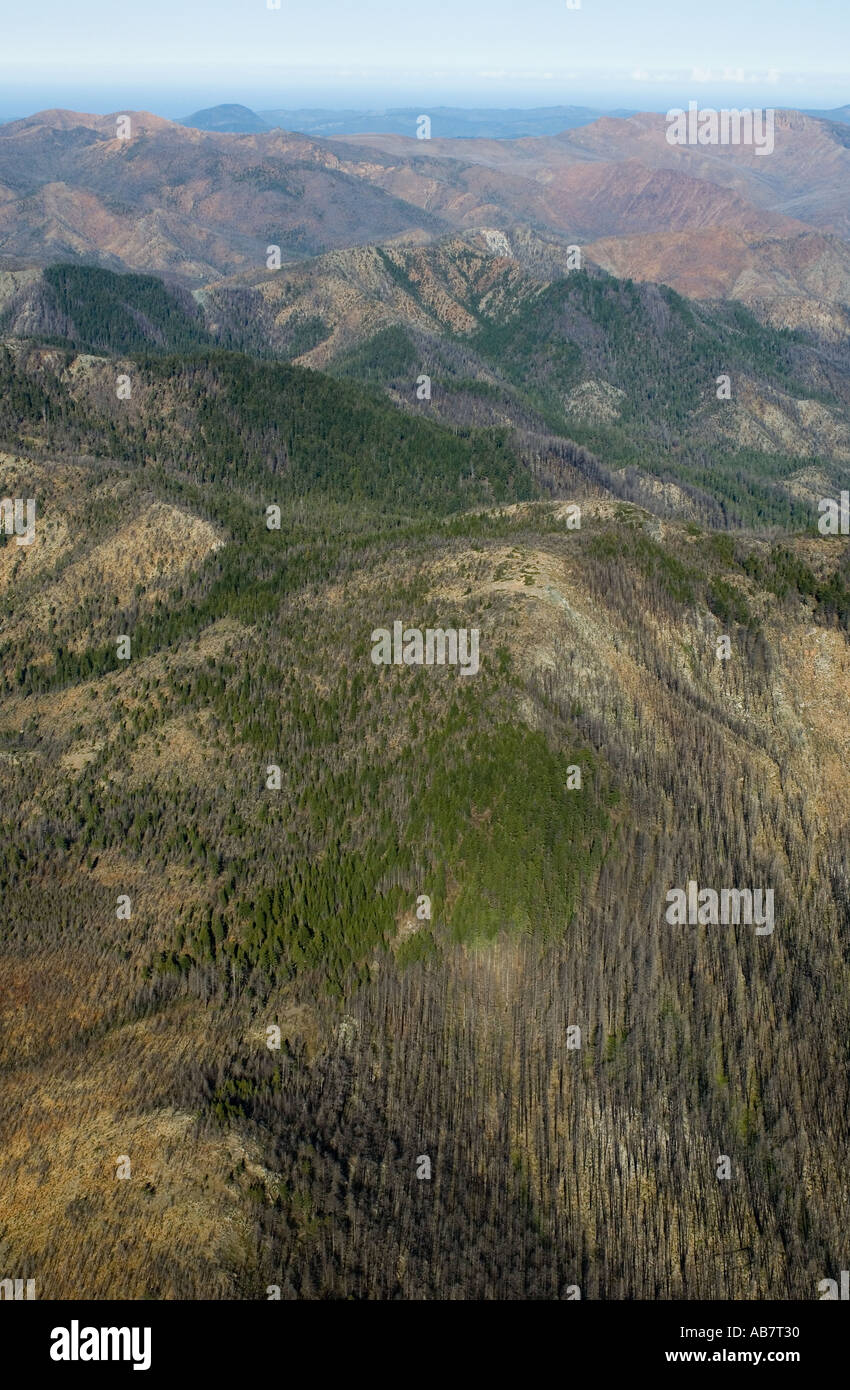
(0, 263, 214, 352)
(262, 249, 850, 526)
(329, 107, 850, 235)
(3, 106, 843, 290)
(0, 110, 448, 280)
(7, 255, 850, 531)
(564, 110, 850, 235)
(584, 228, 850, 334)
(1, 346, 850, 1295)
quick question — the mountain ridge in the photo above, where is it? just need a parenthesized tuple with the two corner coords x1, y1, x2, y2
(2, 107, 847, 288)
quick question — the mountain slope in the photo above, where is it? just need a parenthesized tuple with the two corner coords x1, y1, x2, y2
(1, 107, 839, 289)
(0, 263, 213, 352)
(191, 242, 850, 524)
(0, 110, 449, 280)
(7, 252, 850, 529)
(584, 228, 850, 335)
(2, 353, 850, 1295)
(328, 107, 850, 234)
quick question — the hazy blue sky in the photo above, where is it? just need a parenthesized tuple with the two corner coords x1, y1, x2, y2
(1, 0, 847, 117)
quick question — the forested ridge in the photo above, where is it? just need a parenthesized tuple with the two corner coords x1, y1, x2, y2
(0, 303, 848, 1301)
(7, 257, 850, 530)
(335, 269, 848, 528)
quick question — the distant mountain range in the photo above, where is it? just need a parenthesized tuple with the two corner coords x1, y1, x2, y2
(3, 107, 850, 288)
(802, 104, 850, 124)
(179, 103, 639, 139)
(180, 102, 850, 140)
(3, 103, 850, 466)
(5, 100, 849, 139)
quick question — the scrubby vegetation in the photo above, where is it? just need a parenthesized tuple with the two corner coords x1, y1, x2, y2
(1, 289, 849, 1302)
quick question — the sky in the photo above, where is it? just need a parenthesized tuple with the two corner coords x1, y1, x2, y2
(0, 0, 847, 118)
